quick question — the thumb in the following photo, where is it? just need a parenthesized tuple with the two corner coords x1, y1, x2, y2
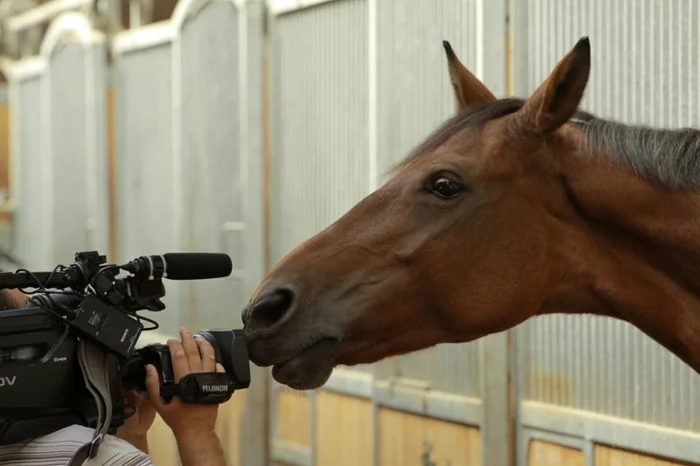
(144, 365, 162, 405)
(215, 363, 225, 373)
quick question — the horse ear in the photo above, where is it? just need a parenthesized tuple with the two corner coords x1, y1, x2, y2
(517, 37, 591, 133)
(442, 41, 496, 111)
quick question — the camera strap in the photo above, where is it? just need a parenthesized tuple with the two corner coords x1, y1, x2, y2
(67, 340, 115, 466)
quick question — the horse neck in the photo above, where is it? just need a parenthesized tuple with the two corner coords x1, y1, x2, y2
(547, 135, 700, 373)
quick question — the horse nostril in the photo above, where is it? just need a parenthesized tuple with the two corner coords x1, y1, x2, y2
(249, 287, 296, 330)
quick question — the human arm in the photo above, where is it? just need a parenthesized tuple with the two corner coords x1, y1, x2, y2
(144, 327, 229, 466)
(168, 428, 228, 466)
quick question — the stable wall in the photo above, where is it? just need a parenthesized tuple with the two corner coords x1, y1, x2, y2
(4, 1, 700, 465)
(265, 0, 700, 465)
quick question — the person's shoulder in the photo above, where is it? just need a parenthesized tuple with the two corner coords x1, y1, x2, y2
(86, 429, 155, 465)
(0, 425, 154, 466)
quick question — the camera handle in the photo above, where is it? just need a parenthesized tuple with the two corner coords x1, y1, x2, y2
(159, 372, 237, 405)
(67, 340, 116, 466)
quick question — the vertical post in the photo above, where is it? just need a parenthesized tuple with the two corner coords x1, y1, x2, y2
(129, 0, 141, 28)
(367, 1, 380, 465)
(477, 2, 511, 465)
(241, 1, 270, 466)
(508, 1, 528, 464)
(367, 0, 377, 194)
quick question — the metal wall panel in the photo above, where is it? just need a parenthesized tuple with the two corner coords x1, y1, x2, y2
(269, 0, 370, 280)
(113, 3, 267, 464)
(113, 40, 183, 334)
(7, 12, 109, 271)
(376, 0, 478, 168)
(113, 0, 264, 340)
(113, 44, 173, 260)
(49, 44, 90, 265)
(268, 1, 509, 464)
(178, 0, 246, 329)
(373, 0, 483, 399)
(11, 75, 46, 268)
(513, 0, 700, 435)
(268, 2, 371, 464)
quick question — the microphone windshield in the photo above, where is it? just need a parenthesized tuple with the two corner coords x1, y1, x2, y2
(163, 253, 233, 280)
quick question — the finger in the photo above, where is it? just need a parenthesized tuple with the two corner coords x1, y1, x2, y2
(215, 363, 225, 373)
(144, 364, 164, 409)
(195, 336, 216, 373)
(168, 339, 189, 382)
(180, 327, 202, 373)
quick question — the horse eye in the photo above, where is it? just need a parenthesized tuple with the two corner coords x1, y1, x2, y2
(432, 177, 462, 199)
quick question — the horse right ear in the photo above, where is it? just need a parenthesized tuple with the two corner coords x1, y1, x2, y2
(517, 37, 591, 134)
(442, 41, 496, 111)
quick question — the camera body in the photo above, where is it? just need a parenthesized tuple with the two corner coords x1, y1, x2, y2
(0, 305, 126, 444)
(122, 329, 250, 404)
(0, 250, 250, 445)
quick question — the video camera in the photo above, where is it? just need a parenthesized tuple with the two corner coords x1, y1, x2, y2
(0, 250, 251, 446)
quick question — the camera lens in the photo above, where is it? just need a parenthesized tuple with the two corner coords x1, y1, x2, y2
(194, 329, 250, 389)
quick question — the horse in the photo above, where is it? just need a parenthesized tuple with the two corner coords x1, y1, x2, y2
(242, 36, 700, 391)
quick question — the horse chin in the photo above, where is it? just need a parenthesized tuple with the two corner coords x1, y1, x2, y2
(270, 338, 337, 390)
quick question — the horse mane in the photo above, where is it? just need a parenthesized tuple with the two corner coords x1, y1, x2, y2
(571, 115, 700, 189)
(394, 97, 700, 190)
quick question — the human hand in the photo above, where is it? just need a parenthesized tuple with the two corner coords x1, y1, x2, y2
(144, 327, 225, 440)
(115, 389, 156, 453)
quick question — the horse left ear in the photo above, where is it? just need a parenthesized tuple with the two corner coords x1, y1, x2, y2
(518, 37, 591, 133)
(443, 41, 496, 111)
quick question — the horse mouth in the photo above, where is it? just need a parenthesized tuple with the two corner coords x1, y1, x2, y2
(269, 338, 339, 390)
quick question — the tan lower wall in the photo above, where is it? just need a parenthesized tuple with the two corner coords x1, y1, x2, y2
(215, 390, 247, 465)
(527, 440, 700, 466)
(146, 414, 178, 466)
(379, 408, 481, 466)
(594, 444, 698, 466)
(275, 388, 311, 447)
(315, 391, 372, 466)
(273, 390, 481, 466)
(528, 440, 584, 466)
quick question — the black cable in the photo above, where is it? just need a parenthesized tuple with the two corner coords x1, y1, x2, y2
(134, 312, 159, 332)
(18, 265, 83, 321)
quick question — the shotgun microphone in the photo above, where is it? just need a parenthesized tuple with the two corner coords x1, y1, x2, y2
(121, 253, 233, 281)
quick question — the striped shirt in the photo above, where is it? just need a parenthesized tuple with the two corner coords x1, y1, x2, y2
(0, 425, 154, 465)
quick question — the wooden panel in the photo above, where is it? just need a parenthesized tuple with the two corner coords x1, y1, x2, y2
(215, 391, 247, 466)
(379, 408, 481, 466)
(275, 389, 311, 446)
(146, 413, 178, 466)
(594, 444, 698, 466)
(528, 440, 584, 466)
(315, 391, 372, 466)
